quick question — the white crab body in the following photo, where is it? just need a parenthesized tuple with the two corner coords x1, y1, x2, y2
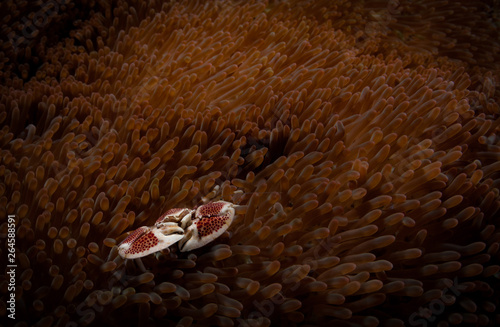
(178, 201, 235, 252)
(118, 201, 235, 259)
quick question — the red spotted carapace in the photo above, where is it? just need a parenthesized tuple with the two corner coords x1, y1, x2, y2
(118, 201, 235, 259)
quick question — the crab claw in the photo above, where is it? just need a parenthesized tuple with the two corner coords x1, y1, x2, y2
(118, 223, 184, 259)
(179, 201, 235, 252)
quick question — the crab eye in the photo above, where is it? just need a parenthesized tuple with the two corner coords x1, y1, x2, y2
(118, 224, 184, 259)
(179, 201, 235, 252)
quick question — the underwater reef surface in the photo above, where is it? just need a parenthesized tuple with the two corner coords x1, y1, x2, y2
(0, 0, 499, 326)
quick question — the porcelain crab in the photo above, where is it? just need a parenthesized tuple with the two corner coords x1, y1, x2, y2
(118, 201, 235, 259)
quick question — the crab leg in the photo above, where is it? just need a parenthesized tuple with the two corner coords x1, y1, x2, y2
(155, 208, 193, 228)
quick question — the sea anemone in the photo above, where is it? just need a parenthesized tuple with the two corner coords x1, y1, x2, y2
(1, 0, 499, 326)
